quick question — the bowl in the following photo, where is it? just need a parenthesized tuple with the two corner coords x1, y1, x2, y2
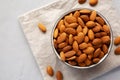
(51, 8, 113, 69)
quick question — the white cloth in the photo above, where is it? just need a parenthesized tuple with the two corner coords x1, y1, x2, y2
(18, 0, 120, 80)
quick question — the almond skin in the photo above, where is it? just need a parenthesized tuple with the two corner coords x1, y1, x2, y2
(79, 63, 86, 67)
(100, 32, 107, 37)
(93, 25, 101, 33)
(83, 47, 95, 54)
(80, 15, 89, 22)
(101, 36, 110, 44)
(93, 58, 100, 63)
(74, 32, 84, 44)
(79, 42, 88, 49)
(90, 10, 97, 21)
(85, 58, 92, 66)
(99, 51, 105, 59)
(80, 9, 91, 14)
(89, 0, 98, 6)
(46, 65, 54, 76)
(57, 32, 67, 44)
(84, 36, 89, 43)
(103, 25, 110, 33)
(60, 52, 66, 61)
(102, 44, 108, 54)
(114, 36, 120, 45)
(66, 56, 76, 60)
(65, 16, 77, 24)
(73, 10, 80, 18)
(65, 50, 76, 58)
(76, 25, 83, 33)
(65, 28, 76, 35)
(86, 21, 96, 28)
(96, 17, 105, 26)
(93, 48, 101, 58)
(78, 54, 87, 63)
(88, 29, 95, 40)
(38, 23, 47, 32)
(68, 34, 74, 45)
(68, 61, 77, 66)
(58, 42, 67, 49)
(57, 20, 64, 29)
(78, 17, 85, 27)
(92, 38, 102, 45)
(83, 26, 88, 35)
(95, 33, 101, 38)
(59, 25, 65, 33)
(68, 23, 78, 28)
(115, 47, 120, 55)
(78, 0, 86, 4)
(73, 41, 79, 52)
(62, 46, 72, 52)
(56, 71, 63, 80)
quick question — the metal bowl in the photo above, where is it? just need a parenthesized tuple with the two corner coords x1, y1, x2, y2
(51, 8, 113, 69)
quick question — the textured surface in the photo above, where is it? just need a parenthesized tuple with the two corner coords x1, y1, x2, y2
(0, 0, 120, 80)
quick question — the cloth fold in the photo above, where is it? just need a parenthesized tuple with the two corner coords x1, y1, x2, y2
(18, 0, 120, 80)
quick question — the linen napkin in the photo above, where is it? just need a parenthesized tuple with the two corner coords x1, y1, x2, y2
(18, 0, 120, 80)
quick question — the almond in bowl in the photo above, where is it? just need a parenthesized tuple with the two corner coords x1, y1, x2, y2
(52, 8, 113, 69)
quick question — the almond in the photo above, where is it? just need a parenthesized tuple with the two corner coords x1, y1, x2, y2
(74, 32, 84, 44)
(101, 36, 110, 44)
(114, 36, 120, 45)
(68, 23, 78, 28)
(67, 56, 76, 60)
(78, 54, 87, 63)
(76, 50, 82, 56)
(115, 47, 120, 55)
(65, 16, 77, 23)
(78, 0, 86, 4)
(95, 33, 101, 38)
(86, 21, 96, 28)
(93, 44, 102, 49)
(93, 48, 101, 58)
(88, 29, 95, 40)
(38, 23, 47, 32)
(84, 36, 89, 43)
(88, 54, 93, 60)
(88, 43, 93, 47)
(59, 25, 65, 33)
(96, 17, 105, 26)
(53, 28, 58, 38)
(65, 50, 76, 58)
(58, 42, 67, 49)
(60, 52, 66, 61)
(100, 32, 107, 37)
(93, 25, 101, 33)
(57, 20, 64, 29)
(83, 47, 95, 54)
(76, 25, 83, 34)
(102, 44, 108, 54)
(80, 9, 91, 14)
(64, 20, 69, 28)
(46, 65, 54, 76)
(89, 0, 98, 6)
(80, 15, 89, 22)
(57, 32, 67, 43)
(93, 58, 100, 63)
(92, 38, 102, 45)
(62, 46, 72, 52)
(99, 51, 105, 59)
(54, 39, 57, 49)
(103, 25, 110, 33)
(73, 10, 80, 18)
(85, 58, 92, 66)
(68, 61, 77, 66)
(68, 34, 74, 45)
(65, 28, 76, 35)
(79, 63, 86, 67)
(90, 10, 97, 21)
(79, 42, 88, 49)
(83, 26, 88, 35)
(78, 17, 85, 27)
(56, 71, 63, 80)
(73, 41, 79, 52)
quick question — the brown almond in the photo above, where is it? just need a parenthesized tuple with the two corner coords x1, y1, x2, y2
(56, 71, 63, 80)
(68, 61, 77, 66)
(114, 36, 120, 45)
(76, 25, 83, 33)
(78, 0, 86, 4)
(102, 44, 108, 54)
(60, 52, 66, 61)
(73, 10, 80, 18)
(93, 58, 100, 63)
(57, 32, 67, 43)
(80, 9, 91, 14)
(88, 29, 95, 40)
(65, 16, 77, 23)
(83, 47, 95, 54)
(62, 46, 72, 52)
(76, 50, 82, 56)
(59, 25, 65, 33)
(73, 41, 79, 52)
(78, 17, 85, 27)
(74, 32, 84, 44)
(89, 0, 98, 6)
(88, 54, 93, 60)
(93, 44, 102, 49)
(95, 33, 101, 38)
(83, 26, 88, 35)
(65, 28, 76, 35)
(86, 21, 96, 28)
(79, 63, 86, 67)
(57, 20, 64, 29)
(100, 32, 107, 37)
(68, 23, 78, 28)
(46, 65, 54, 76)
(80, 15, 89, 22)
(115, 47, 120, 55)
(58, 42, 67, 49)
(99, 51, 105, 59)
(96, 17, 105, 26)
(78, 54, 87, 63)
(88, 43, 93, 47)
(67, 56, 76, 60)
(93, 48, 101, 58)
(85, 58, 92, 66)
(103, 25, 110, 33)
(54, 39, 57, 49)
(92, 38, 102, 45)
(38, 23, 47, 32)
(69, 34, 74, 45)
(79, 42, 88, 49)
(90, 10, 97, 21)
(64, 20, 69, 28)
(93, 25, 101, 33)
(65, 50, 76, 58)
(101, 36, 110, 44)
(84, 36, 89, 43)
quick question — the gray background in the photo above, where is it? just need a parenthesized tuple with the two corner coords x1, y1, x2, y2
(0, 0, 120, 80)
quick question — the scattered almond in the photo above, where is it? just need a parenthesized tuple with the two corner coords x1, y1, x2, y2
(38, 23, 47, 32)
(46, 65, 54, 76)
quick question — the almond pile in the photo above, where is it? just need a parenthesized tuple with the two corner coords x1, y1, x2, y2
(53, 9, 111, 67)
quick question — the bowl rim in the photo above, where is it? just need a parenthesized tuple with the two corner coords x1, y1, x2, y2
(51, 8, 113, 69)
